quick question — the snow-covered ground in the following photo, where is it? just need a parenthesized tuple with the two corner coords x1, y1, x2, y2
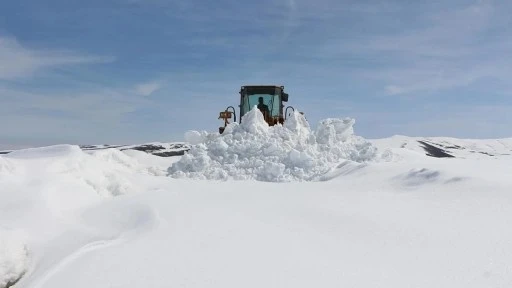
(371, 135, 512, 159)
(2, 110, 512, 288)
(1, 143, 189, 157)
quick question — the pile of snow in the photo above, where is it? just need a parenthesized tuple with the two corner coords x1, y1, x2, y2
(0, 145, 177, 287)
(169, 109, 379, 181)
(1, 145, 171, 214)
(0, 229, 28, 288)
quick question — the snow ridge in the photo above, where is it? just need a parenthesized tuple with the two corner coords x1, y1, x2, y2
(168, 109, 378, 182)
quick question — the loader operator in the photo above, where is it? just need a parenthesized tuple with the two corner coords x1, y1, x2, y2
(257, 97, 270, 118)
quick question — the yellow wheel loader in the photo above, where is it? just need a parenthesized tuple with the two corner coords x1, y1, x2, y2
(218, 85, 300, 134)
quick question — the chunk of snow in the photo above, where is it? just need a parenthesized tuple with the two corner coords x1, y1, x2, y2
(0, 229, 29, 288)
(239, 105, 270, 135)
(168, 109, 378, 181)
(315, 118, 355, 144)
(184, 130, 208, 145)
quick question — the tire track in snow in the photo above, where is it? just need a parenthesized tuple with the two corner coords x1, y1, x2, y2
(30, 237, 126, 288)
(21, 201, 157, 288)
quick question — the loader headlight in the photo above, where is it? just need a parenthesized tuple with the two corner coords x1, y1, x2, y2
(219, 111, 233, 119)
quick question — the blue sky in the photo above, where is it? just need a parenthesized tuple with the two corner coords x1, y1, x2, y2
(1, 0, 511, 149)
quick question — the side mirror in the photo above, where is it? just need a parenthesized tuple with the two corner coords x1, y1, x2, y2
(282, 93, 289, 102)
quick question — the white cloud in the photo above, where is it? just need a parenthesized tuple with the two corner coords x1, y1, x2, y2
(284, 0, 511, 97)
(352, 0, 511, 96)
(384, 85, 405, 96)
(0, 36, 114, 80)
(135, 81, 162, 96)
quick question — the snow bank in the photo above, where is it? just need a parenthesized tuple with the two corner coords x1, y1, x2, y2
(5, 144, 83, 159)
(0, 146, 173, 287)
(168, 109, 378, 181)
(0, 229, 29, 288)
(1, 145, 170, 203)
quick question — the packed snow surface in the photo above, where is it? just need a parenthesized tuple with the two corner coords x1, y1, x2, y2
(169, 109, 379, 181)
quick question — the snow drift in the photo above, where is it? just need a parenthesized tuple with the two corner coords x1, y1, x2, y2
(0, 145, 177, 288)
(168, 109, 379, 181)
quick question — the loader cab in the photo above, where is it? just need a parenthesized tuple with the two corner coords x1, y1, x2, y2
(239, 85, 289, 124)
(218, 85, 295, 134)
